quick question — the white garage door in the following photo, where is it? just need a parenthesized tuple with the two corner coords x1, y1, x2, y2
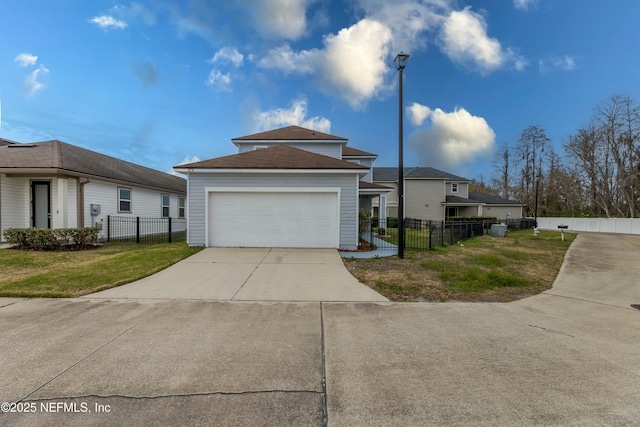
(208, 191, 339, 248)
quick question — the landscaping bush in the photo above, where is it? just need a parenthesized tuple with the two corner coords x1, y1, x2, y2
(447, 216, 498, 221)
(3, 227, 99, 251)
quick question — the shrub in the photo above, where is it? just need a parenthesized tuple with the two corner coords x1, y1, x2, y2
(2, 227, 99, 251)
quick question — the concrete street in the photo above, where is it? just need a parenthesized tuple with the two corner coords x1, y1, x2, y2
(1, 233, 639, 426)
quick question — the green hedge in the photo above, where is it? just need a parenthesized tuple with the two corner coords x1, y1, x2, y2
(447, 216, 498, 221)
(3, 227, 99, 251)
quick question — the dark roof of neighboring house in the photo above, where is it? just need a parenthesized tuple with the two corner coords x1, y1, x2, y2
(176, 145, 368, 170)
(445, 192, 523, 206)
(373, 167, 469, 182)
(0, 138, 19, 146)
(342, 146, 377, 157)
(359, 181, 393, 190)
(0, 140, 186, 194)
(446, 195, 482, 205)
(232, 125, 347, 142)
(468, 192, 523, 205)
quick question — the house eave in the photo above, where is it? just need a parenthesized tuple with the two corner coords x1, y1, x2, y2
(174, 168, 367, 176)
(232, 139, 348, 147)
(2, 168, 186, 195)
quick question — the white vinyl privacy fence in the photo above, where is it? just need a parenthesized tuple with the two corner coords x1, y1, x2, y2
(537, 217, 640, 235)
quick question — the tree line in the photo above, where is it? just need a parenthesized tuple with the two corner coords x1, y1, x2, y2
(472, 94, 640, 218)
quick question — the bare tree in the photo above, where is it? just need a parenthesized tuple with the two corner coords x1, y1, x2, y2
(491, 143, 511, 199)
(565, 95, 640, 218)
(514, 126, 550, 217)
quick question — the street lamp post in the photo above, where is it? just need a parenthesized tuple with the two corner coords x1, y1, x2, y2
(394, 52, 409, 259)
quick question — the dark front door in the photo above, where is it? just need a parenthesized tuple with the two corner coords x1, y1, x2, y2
(32, 181, 51, 228)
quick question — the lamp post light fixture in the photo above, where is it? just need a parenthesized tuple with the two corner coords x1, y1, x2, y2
(394, 51, 409, 259)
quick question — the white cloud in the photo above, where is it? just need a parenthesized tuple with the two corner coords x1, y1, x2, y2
(438, 7, 525, 74)
(354, 0, 447, 54)
(513, 0, 538, 11)
(539, 55, 576, 74)
(407, 102, 432, 126)
(14, 53, 38, 67)
(25, 65, 49, 96)
(258, 19, 393, 108)
(205, 70, 232, 92)
(257, 44, 317, 74)
(209, 47, 244, 67)
(250, 98, 331, 133)
(170, 155, 201, 175)
(240, 0, 310, 40)
(408, 106, 496, 169)
(90, 15, 128, 29)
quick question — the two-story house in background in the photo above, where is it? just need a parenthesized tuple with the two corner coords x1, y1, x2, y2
(372, 167, 523, 221)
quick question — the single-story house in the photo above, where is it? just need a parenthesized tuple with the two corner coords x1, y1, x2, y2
(174, 126, 391, 250)
(0, 139, 187, 242)
(372, 167, 523, 221)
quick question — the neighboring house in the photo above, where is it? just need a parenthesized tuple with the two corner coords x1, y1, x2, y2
(0, 140, 187, 242)
(174, 125, 391, 250)
(372, 167, 523, 221)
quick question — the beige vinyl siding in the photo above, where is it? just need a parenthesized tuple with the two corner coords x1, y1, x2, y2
(186, 173, 358, 249)
(484, 205, 523, 220)
(237, 142, 342, 158)
(372, 182, 397, 214)
(446, 182, 469, 198)
(404, 179, 446, 221)
(457, 206, 481, 217)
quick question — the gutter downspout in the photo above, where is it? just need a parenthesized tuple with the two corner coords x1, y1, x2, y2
(77, 177, 91, 227)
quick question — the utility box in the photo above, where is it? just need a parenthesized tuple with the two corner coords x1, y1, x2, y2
(491, 224, 507, 237)
(90, 204, 101, 215)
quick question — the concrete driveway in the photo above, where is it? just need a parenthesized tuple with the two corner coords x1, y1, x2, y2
(1, 233, 639, 426)
(85, 248, 388, 302)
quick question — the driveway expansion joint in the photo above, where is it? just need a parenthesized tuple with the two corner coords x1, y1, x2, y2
(320, 302, 328, 427)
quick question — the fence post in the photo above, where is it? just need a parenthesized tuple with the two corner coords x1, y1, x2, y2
(107, 215, 111, 242)
(168, 217, 172, 243)
(136, 217, 140, 244)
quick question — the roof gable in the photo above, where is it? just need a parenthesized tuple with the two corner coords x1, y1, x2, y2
(232, 125, 347, 142)
(176, 145, 368, 170)
(0, 140, 186, 194)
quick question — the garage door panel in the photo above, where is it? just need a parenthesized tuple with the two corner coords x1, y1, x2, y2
(209, 192, 339, 248)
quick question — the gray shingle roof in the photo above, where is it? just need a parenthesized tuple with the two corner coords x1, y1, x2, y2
(373, 167, 469, 182)
(468, 192, 523, 205)
(446, 195, 482, 205)
(0, 140, 186, 194)
(232, 125, 347, 141)
(176, 144, 368, 170)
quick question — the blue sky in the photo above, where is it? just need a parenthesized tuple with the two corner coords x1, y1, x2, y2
(1, 0, 639, 181)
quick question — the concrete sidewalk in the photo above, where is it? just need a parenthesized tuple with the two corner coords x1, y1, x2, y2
(86, 248, 388, 302)
(1, 233, 639, 425)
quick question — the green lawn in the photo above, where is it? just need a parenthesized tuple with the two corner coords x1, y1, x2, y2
(0, 242, 203, 298)
(345, 229, 576, 302)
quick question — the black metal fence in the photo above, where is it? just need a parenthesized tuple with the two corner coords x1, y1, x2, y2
(106, 215, 187, 244)
(361, 217, 535, 251)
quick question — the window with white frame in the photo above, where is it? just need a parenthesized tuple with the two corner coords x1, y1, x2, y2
(118, 187, 131, 213)
(451, 183, 458, 193)
(178, 196, 185, 218)
(162, 194, 170, 218)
